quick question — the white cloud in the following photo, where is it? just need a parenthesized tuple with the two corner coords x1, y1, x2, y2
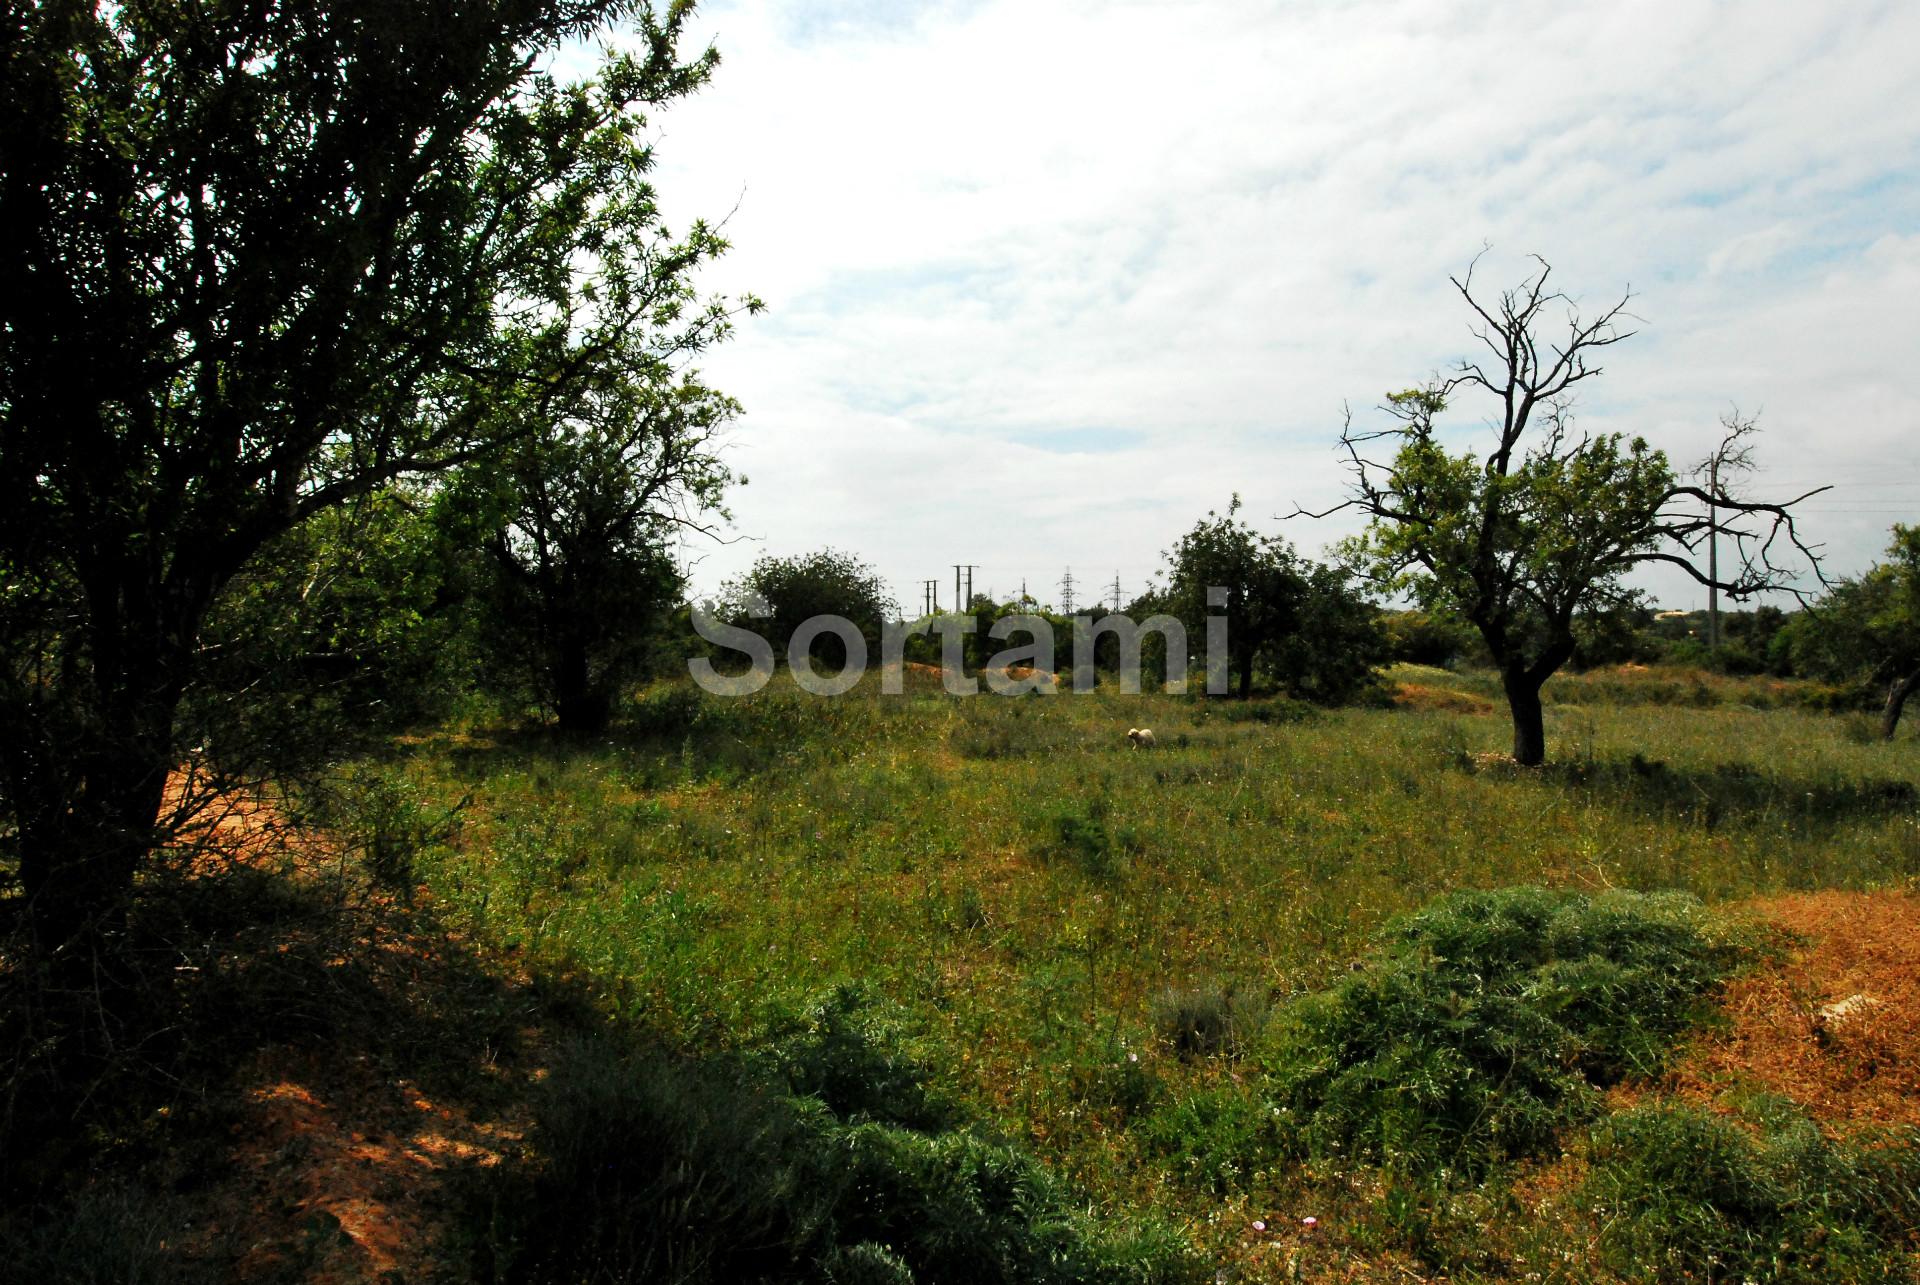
(589, 0, 1920, 609)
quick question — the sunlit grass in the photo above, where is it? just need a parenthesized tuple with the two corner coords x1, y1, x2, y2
(369, 667, 1918, 1271)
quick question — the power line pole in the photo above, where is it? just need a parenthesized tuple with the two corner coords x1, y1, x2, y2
(1110, 571, 1123, 612)
(953, 564, 977, 612)
(1059, 567, 1076, 614)
(1707, 453, 1719, 650)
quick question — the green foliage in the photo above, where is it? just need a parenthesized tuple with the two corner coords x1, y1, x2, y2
(450, 375, 734, 733)
(755, 985, 963, 1132)
(468, 1030, 1197, 1285)
(1380, 610, 1482, 668)
(720, 549, 898, 669)
(1344, 395, 1676, 637)
(188, 488, 469, 769)
(1215, 695, 1319, 724)
(300, 766, 465, 903)
(0, 0, 747, 952)
(1263, 887, 1753, 1175)
(1585, 1104, 1920, 1283)
(1037, 799, 1138, 881)
(382, 680, 1920, 1274)
(1161, 496, 1386, 701)
(1136, 1087, 1283, 1196)
(1775, 525, 1920, 732)
(1322, 263, 1816, 764)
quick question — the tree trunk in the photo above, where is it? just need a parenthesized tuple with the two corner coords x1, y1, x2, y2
(1884, 668, 1920, 740)
(7, 561, 209, 983)
(552, 635, 611, 733)
(1502, 667, 1549, 767)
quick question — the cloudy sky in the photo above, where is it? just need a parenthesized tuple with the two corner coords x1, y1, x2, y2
(586, 0, 1919, 614)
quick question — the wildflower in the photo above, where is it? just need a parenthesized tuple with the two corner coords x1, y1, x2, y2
(1302, 1215, 1318, 1229)
(1128, 1052, 1139, 1063)
(1251, 1219, 1266, 1232)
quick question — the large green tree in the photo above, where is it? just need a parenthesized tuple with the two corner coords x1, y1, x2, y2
(1776, 525, 1920, 737)
(1310, 257, 1824, 764)
(1162, 496, 1383, 701)
(463, 372, 742, 732)
(0, 0, 741, 968)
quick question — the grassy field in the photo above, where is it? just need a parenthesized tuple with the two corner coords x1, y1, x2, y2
(301, 662, 1919, 1280)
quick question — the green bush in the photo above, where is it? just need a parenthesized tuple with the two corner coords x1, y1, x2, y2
(1136, 1087, 1281, 1195)
(754, 985, 962, 1133)
(1585, 1103, 1920, 1283)
(1036, 801, 1137, 881)
(468, 1031, 1196, 1284)
(1261, 887, 1754, 1176)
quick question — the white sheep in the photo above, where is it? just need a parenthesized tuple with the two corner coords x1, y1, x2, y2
(1127, 727, 1156, 749)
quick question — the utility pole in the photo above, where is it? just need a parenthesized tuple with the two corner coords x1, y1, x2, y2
(1059, 567, 1076, 614)
(1707, 453, 1719, 650)
(922, 579, 940, 616)
(953, 564, 977, 613)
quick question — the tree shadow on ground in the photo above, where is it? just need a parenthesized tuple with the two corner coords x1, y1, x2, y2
(1468, 752, 1917, 832)
(0, 826, 579, 1282)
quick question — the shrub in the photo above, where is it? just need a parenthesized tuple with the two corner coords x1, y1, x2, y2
(1261, 887, 1754, 1176)
(1150, 982, 1270, 1060)
(1037, 801, 1137, 881)
(1585, 1104, 1920, 1283)
(754, 985, 962, 1133)
(1136, 1087, 1281, 1195)
(299, 767, 463, 902)
(468, 1030, 1197, 1284)
(630, 682, 707, 738)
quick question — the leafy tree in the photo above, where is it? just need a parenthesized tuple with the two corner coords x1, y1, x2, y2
(189, 487, 468, 771)
(0, 1, 742, 970)
(459, 372, 741, 733)
(1775, 525, 1920, 736)
(1381, 609, 1483, 669)
(1308, 257, 1823, 764)
(718, 549, 896, 671)
(1163, 496, 1384, 701)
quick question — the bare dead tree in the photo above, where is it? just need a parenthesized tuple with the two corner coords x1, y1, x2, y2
(1293, 254, 1827, 764)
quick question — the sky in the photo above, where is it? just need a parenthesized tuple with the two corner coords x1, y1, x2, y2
(577, 0, 1920, 615)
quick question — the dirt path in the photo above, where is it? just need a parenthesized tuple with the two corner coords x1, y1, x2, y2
(1657, 889, 1920, 1130)
(153, 777, 551, 1283)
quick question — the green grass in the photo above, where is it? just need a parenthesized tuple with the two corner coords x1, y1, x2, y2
(355, 668, 1918, 1276)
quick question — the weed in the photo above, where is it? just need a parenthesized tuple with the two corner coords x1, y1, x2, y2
(1583, 1103, 1920, 1283)
(1151, 982, 1270, 1060)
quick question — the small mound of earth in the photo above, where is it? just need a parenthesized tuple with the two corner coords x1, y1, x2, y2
(1395, 681, 1495, 715)
(1657, 889, 1920, 1130)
